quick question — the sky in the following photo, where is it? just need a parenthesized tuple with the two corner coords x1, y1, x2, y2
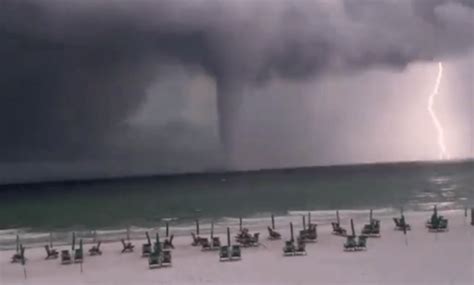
(0, 0, 473, 183)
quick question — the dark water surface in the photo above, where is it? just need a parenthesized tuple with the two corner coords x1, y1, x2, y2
(0, 160, 472, 231)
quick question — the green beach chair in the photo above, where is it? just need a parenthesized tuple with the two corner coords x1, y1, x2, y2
(344, 236, 357, 251)
(148, 250, 161, 269)
(219, 246, 230, 261)
(74, 240, 83, 263)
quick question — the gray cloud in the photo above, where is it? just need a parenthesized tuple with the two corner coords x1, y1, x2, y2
(0, 0, 473, 180)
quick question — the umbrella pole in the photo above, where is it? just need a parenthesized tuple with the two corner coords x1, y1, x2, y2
(290, 222, 294, 242)
(350, 219, 355, 237)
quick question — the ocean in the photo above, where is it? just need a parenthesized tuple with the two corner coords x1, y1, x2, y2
(0, 160, 472, 249)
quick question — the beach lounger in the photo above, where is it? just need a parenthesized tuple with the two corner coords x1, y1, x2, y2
(44, 245, 59, 259)
(142, 232, 152, 257)
(142, 243, 152, 256)
(356, 236, 367, 250)
(74, 249, 83, 263)
(11, 253, 22, 263)
(74, 240, 83, 263)
(161, 250, 172, 267)
(241, 232, 260, 247)
(361, 220, 381, 237)
(148, 250, 161, 269)
(393, 217, 411, 231)
(11, 249, 24, 263)
(295, 239, 307, 256)
(344, 236, 357, 251)
(426, 212, 449, 232)
(250, 233, 260, 246)
(201, 238, 211, 251)
(12, 245, 26, 264)
(212, 237, 221, 248)
(427, 217, 448, 232)
(89, 241, 102, 256)
(283, 240, 296, 256)
(121, 239, 134, 253)
(267, 226, 281, 240)
(61, 250, 72, 264)
(191, 232, 207, 246)
(235, 228, 251, 243)
(231, 245, 241, 260)
(163, 235, 174, 250)
(300, 224, 317, 242)
(331, 222, 347, 236)
(219, 246, 230, 261)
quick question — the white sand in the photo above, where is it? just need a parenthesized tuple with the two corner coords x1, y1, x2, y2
(1, 210, 473, 284)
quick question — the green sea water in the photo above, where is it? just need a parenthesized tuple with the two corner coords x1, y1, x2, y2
(0, 160, 472, 231)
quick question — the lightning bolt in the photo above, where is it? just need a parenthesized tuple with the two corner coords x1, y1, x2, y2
(427, 62, 449, 160)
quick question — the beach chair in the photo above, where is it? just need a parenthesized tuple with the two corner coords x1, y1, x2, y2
(295, 239, 307, 256)
(235, 228, 251, 243)
(201, 238, 211, 251)
(250, 233, 260, 246)
(61, 250, 72, 264)
(344, 236, 357, 251)
(89, 241, 102, 256)
(300, 224, 317, 242)
(267, 226, 281, 240)
(393, 217, 411, 231)
(44, 245, 59, 259)
(74, 240, 83, 263)
(163, 235, 174, 250)
(283, 240, 295, 256)
(142, 232, 152, 257)
(439, 217, 448, 231)
(426, 215, 449, 232)
(148, 250, 161, 269)
(191, 232, 207, 246)
(12, 245, 26, 264)
(142, 243, 152, 257)
(212, 237, 221, 249)
(362, 220, 381, 237)
(11, 250, 24, 263)
(121, 239, 134, 253)
(219, 246, 230, 261)
(231, 245, 241, 260)
(356, 236, 367, 251)
(74, 248, 83, 263)
(331, 222, 347, 236)
(161, 250, 172, 267)
(430, 217, 448, 232)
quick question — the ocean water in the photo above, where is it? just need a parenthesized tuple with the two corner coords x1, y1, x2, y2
(0, 160, 472, 249)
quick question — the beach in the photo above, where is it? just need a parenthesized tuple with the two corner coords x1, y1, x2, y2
(1, 209, 473, 285)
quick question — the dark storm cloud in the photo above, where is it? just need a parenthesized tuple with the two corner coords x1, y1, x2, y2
(0, 0, 473, 164)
